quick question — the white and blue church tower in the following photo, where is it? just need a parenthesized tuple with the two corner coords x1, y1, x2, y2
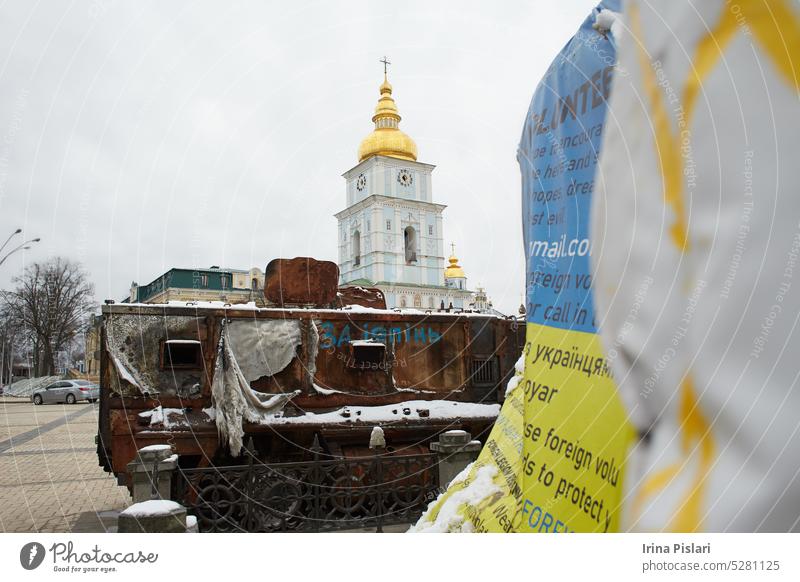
(335, 67, 474, 310)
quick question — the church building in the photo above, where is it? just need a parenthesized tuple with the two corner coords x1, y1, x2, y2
(335, 68, 474, 310)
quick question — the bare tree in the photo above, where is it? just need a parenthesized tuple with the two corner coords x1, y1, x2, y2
(1, 258, 95, 376)
(0, 308, 19, 385)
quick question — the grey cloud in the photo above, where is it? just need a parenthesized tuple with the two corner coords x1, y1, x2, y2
(0, 0, 597, 313)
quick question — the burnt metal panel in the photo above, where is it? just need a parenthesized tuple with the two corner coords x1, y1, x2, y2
(469, 318, 496, 355)
(105, 313, 211, 399)
(264, 257, 339, 307)
(315, 317, 467, 394)
(336, 286, 387, 310)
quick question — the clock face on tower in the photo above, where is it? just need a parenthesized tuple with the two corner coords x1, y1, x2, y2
(356, 173, 367, 191)
(397, 169, 413, 187)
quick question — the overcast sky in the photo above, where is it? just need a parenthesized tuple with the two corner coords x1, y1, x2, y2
(0, 0, 597, 313)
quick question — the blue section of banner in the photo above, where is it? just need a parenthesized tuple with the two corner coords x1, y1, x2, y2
(518, 1, 619, 334)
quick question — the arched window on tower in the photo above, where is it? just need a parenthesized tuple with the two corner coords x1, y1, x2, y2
(353, 230, 361, 266)
(404, 226, 417, 264)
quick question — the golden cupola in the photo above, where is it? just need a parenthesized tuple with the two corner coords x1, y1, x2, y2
(357, 74, 418, 163)
(444, 250, 466, 279)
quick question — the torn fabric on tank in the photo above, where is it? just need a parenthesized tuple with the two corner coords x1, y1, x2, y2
(211, 320, 301, 456)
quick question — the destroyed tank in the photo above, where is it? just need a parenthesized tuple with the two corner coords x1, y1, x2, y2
(96, 258, 524, 492)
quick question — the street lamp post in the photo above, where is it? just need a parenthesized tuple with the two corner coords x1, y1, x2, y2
(0, 228, 22, 256)
(0, 228, 40, 267)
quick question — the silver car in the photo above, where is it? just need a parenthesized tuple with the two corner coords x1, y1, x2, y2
(31, 380, 99, 405)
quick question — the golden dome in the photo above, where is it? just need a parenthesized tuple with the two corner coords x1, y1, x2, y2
(357, 74, 418, 163)
(444, 252, 466, 279)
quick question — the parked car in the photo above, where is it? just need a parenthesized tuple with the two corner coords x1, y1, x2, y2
(31, 380, 100, 405)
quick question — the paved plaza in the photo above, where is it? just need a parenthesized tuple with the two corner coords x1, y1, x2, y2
(0, 397, 130, 532)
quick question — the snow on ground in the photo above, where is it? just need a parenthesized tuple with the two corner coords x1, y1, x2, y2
(120, 499, 183, 517)
(199, 397, 498, 428)
(1, 375, 61, 397)
(139, 407, 187, 428)
(395, 386, 435, 394)
(138, 444, 172, 453)
(312, 383, 343, 395)
(340, 304, 383, 313)
(350, 339, 385, 347)
(186, 515, 198, 532)
(165, 300, 260, 310)
(504, 354, 526, 397)
(260, 399, 500, 426)
(118, 301, 510, 319)
(593, 8, 623, 38)
(138, 406, 215, 428)
(409, 464, 501, 533)
(369, 426, 386, 448)
(504, 375, 522, 398)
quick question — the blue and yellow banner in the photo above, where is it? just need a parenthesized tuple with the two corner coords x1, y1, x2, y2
(412, 0, 634, 533)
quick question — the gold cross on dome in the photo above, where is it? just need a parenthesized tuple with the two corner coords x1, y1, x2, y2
(380, 56, 391, 75)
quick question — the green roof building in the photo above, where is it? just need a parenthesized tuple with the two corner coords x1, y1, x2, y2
(126, 266, 265, 305)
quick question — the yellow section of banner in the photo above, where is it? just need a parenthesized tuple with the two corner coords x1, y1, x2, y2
(413, 323, 634, 532)
(519, 323, 634, 532)
(412, 359, 526, 533)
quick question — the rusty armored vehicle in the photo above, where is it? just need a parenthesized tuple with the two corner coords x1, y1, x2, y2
(96, 258, 523, 529)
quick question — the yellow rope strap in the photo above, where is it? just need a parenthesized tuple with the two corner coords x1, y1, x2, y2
(745, 0, 800, 92)
(630, 3, 690, 252)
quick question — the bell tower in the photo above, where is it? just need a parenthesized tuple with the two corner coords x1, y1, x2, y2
(334, 60, 473, 310)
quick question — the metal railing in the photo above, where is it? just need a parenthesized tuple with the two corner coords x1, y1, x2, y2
(174, 440, 439, 533)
